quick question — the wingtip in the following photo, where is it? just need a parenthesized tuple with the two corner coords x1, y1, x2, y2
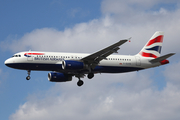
(122, 37, 131, 41)
(128, 37, 132, 42)
(121, 39, 128, 42)
(171, 53, 176, 56)
(128, 37, 132, 40)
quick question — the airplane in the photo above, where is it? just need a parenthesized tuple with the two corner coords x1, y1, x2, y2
(4, 31, 175, 86)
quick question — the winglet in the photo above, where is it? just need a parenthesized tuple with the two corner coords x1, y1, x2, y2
(128, 37, 132, 42)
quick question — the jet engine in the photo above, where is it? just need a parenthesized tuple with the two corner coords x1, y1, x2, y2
(62, 60, 85, 70)
(48, 72, 72, 82)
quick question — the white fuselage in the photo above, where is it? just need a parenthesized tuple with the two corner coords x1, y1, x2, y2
(5, 51, 160, 74)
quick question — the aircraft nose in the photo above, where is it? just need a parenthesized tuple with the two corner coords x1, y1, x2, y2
(4, 58, 12, 67)
(5, 59, 9, 66)
(5, 58, 19, 69)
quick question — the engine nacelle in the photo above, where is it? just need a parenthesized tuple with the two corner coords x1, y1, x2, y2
(62, 60, 85, 70)
(48, 72, 72, 82)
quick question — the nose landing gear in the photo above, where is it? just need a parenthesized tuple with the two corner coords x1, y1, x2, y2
(26, 70, 31, 80)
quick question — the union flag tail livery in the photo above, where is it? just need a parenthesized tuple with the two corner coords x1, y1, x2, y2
(138, 31, 164, 58)
(5, 31, 175, 86)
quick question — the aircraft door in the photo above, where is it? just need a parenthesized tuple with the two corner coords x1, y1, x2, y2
(27, 53, 33, 61)
(135, 56, 141, 66)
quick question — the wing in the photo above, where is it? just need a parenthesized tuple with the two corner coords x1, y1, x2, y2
(81, 39, 128, 69)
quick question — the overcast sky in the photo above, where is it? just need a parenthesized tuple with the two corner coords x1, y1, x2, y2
(1, 0, 180, 120)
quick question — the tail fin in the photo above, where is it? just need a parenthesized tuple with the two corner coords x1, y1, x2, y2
(138, 31, 164, 58)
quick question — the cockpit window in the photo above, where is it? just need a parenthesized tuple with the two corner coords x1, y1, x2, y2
(12, 54, 21, 57)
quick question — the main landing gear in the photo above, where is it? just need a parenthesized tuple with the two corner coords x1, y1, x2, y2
(76, 73, 94, 87)
(77, 79, 84, 87)
(87, 73, 94, 79)
(75, 74, 84, 87)
(26, 70, 31, 80)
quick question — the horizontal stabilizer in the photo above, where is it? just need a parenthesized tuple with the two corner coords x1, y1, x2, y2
(150, 53, 175, 63)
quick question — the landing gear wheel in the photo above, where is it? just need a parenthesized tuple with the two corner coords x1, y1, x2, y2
(26, 76, 31, 80)
(87, 73, 94, 79)
(77, 80, 84, 87)
(26, 70, 31, 80)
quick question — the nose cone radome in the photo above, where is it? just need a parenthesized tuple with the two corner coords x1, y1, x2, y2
(5, 59, 8, 65)
(5, 58, 22, 69)
(4, 58, 13, 67)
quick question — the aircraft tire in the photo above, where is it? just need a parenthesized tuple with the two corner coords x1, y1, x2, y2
(77, 80, 84, 86)
(87, 73, 94, 79)
(26, 76, 31, 80)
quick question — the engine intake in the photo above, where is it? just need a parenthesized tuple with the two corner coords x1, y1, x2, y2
(62, 60, 85, 70)
(48, 72, 72, 82)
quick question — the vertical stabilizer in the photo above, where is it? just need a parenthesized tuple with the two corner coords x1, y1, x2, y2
(138, 31, 164, 58)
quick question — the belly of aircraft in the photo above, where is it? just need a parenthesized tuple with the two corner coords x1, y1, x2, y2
(6, 63, 144, 73)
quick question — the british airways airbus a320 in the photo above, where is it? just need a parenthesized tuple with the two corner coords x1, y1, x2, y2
(5, 31, 175, 86)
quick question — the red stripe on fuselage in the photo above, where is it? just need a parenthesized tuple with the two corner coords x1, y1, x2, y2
(146, 35, 163, 46)
(24, 53, 44, 55)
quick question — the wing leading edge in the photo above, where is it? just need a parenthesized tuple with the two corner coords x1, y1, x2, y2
(81, 39, 128, 69)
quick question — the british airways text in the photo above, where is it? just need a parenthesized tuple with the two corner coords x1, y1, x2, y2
(34, 57, 64, 61)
